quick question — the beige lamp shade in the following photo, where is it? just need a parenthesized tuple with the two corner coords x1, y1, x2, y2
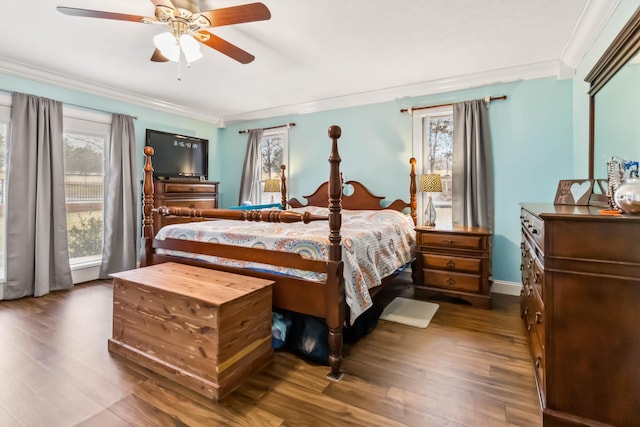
(419, 174, 442, 193)
(263, 179, 281, 193)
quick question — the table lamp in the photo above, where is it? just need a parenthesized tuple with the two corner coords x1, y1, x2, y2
(419, 173, 442, 226)
(263, 178, 281, 203)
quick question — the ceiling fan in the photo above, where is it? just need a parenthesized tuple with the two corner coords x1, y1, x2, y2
(57, 0, 271, 65)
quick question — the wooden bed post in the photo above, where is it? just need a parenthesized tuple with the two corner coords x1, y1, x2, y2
(280, 164, 287, 209)
(325, 125, 345, 381)
(409, 157, 417, 225)
(141, 146, 155, 267)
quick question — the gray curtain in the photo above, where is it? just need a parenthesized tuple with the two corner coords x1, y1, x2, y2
(3, 93, 72, 299)
(238, 129, 263, 205)
(452, 99, 494, 231)
(99, 114, 137, 278)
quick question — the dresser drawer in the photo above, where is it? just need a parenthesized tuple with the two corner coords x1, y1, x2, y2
(521, 208, 544, 248)
(421, 253, 481, 274)
(162, 182, 218, 194)
(157, 198, 216, 210)
(417, 232, 485, 250)
(523, 290, 544, 350)
(423, 269, 481, 293)
(529, 326, 545, 400)
(532, 258, 544, 300)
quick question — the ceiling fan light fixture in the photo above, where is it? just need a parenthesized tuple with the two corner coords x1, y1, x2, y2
(179, 34, 203, 63)
(153, 32, 180, 62)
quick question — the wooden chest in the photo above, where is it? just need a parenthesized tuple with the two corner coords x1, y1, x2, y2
(108, 262, 274, 401)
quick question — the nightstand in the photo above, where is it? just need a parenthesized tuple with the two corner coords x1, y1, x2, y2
(414, 226, 492, 309)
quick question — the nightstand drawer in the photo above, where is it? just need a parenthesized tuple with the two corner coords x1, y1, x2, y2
(423, 269, 481, 293)
(417, 233, 484, 250)
(421, 253, 481, 274)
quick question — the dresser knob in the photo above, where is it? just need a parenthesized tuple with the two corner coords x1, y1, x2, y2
(535, 311, 542, 324)
(521, 308, 528, 318)
(446, 278, 456, 285)
(532, 229, 539, 235)
(189, 204, 196, 209)
(446, 239, 454, 245)
(535, 357, 542, 368)
(527, 323, 533, 332)
(446, 260, 456, 268)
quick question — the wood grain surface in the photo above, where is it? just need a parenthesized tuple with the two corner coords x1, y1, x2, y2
(0, 275, 541, 426)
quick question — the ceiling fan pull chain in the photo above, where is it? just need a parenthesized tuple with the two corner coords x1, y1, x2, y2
(177, 39, 182, 81)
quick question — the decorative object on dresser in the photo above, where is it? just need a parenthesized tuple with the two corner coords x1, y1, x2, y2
(614, 177, 640, 214)
(520, 203, 640, 426)
(414, 226, 492, 309)
(418, 173, 442, 226)
(152, 180, 219, 228)
(263, 178, 281, 203)
(552, 179, 593, 205)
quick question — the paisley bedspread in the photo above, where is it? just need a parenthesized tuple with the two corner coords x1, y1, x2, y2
(155, 206, 415, 322)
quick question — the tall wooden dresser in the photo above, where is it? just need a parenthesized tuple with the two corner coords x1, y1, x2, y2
(153, 180, 219, 228)
(520, 203, 640, 426)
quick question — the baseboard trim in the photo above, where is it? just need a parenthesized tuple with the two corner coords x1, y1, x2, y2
(491, 279, 522, 296)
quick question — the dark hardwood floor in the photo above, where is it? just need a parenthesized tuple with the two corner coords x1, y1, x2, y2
(0, 275, 541, 426)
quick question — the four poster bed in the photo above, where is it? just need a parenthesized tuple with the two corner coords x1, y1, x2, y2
(140, 125, 417, 379)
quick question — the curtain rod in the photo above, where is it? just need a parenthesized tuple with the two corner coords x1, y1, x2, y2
(0, 88, 138, 119)
(400, 95, 507, 114)
(238, 122, 295, 134)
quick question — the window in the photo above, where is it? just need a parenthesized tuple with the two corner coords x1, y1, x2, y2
(0, 102, 9, 281)
(258, 127, 288, 204)
(0, 98, 110, 283)
(62, 111, 109, 268)
(413, 106, 453, 227)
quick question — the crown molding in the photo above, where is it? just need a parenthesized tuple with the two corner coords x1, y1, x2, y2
(0, 57, 222, 125)
(222, 59, 567, 124)
(4, 0, 618, 131)
(560, 0, 622, 68)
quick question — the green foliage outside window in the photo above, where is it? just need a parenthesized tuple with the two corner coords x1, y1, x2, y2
(68, 213, 103, 258)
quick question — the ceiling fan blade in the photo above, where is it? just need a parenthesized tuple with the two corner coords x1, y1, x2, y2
(149, 0, 176, 9)
(198, 2, 271, 27)
(57, 6, 146, 23)
(197, 32, 255, 64)
(150, 49, 170, 62)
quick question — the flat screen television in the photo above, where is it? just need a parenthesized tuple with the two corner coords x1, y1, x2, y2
(145, 129, 208, 180)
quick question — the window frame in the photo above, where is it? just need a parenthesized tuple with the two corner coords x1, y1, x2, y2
(412, 105, 453, 227)
(257, 126, 289, 205)
(62, 109, 110, 270)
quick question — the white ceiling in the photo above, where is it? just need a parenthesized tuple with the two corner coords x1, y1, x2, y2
(0, 0, 621, 125)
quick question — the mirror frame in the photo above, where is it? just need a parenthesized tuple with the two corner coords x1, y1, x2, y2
(585, 7, 640, 179)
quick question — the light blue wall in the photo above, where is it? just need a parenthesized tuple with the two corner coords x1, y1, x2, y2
(220, 77, 574, 283)
(0, 73, 221, 185)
